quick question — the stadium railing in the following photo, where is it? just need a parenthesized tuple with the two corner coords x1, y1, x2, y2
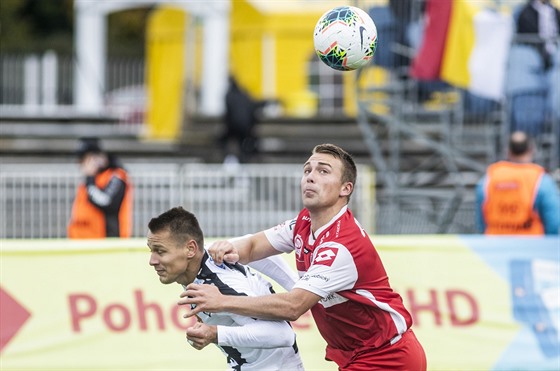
(0, 163, 375, 239)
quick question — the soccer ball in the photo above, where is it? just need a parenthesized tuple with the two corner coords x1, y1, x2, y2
(313, 6, 378, 71)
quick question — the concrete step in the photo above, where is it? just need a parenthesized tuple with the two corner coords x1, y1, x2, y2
(0, 112, 492, 173)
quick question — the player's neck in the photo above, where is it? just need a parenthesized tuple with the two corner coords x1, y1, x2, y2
(178, 254, 204, 286)
(308, 204, 345, 236)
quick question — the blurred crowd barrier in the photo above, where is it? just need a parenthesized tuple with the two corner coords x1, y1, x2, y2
(0, 54, 146, 126)
(0, 163, 375, 239)
(1, 236, 558, 370)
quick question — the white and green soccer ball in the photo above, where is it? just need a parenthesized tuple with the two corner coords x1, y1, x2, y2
(313, 6, 378, 71)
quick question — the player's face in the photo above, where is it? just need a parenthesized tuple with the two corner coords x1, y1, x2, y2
(301, 152, 349, 211)
(148, 229, 189, 285)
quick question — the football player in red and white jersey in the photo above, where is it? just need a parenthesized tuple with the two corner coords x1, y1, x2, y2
(181, 144, 427, 370)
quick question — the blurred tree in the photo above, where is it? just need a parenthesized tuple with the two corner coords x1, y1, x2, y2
(0, 0, 150, 57)
(0, 0, 73, 53)
(108, 7, 152, 57)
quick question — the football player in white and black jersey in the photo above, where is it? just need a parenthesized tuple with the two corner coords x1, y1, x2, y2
(147, 207, 304, 371)
(181, 144, 427, 371)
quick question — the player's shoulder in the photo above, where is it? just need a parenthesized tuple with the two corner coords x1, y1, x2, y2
(200, 251, 234, 276)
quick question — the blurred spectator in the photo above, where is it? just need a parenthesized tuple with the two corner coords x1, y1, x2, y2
(508, 0, 559, 140)
(220, 76, 264, 164)
(68, 137, 133, 238)
(516, 0, 560, 71)
(389, 0, 425, 67)
(475, 131, 560, 235)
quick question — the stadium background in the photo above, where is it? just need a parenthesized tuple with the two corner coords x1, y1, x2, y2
(1, 0, 559, 370)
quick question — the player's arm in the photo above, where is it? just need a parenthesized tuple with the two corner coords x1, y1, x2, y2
(185, 318, 296, 350)
(212, 232, 297, 291)
(180, 286, 320, 322)
(210, 231, 279, 265)
(217, 319, 296, 348)
(248, 254, 298, 291)
(183, 241, 358, 321)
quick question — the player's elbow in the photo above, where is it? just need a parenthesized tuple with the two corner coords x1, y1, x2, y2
(283, 303, 307, 322)
(280, 289, 317, 321)
(284, 312, 300, 322)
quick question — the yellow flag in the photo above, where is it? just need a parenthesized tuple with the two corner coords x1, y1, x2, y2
(440, 0, 478, 89)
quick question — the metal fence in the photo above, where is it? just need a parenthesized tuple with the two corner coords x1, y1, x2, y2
(0, 163, 375, 239)
(0, 54, 145, 122)
(0, 53, 350, 120)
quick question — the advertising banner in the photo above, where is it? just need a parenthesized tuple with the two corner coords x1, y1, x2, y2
(378, 235, 559, 371)
(1, 236, 558, 370)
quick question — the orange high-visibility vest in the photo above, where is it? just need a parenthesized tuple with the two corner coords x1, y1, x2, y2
(483, 161, 545, 235)
(68, 168, 133, 239)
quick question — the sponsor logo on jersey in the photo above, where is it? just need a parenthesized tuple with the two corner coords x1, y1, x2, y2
(313, 247, 338, 267)
(302, 215, 310, 222)
(301, 273, 329, 283)
(273, 221, 287, 232)
(319, 292, 348, 308)
(289, 219, 297, 230)
(294, 234, 303, 257)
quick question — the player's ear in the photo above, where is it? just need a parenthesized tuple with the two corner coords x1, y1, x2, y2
(340, 182, 353, 197)
(185, 239, 198, 258)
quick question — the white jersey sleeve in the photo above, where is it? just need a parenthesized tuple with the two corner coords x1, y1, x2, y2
(248, 254, 298, 291)
(263, 218, 297, 253)
(205, 257, 296, 349)
(224, 233, 298, 291)
(217, 320, 296, 348)
(293, 241, 358, 298)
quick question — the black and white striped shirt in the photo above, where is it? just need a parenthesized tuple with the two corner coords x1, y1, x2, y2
(183, 251, 304, 371)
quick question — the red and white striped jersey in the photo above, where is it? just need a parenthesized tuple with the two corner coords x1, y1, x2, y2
(264, 205, 413, 363)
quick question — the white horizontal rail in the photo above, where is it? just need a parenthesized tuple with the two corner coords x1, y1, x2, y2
(0, 163, 375, 239)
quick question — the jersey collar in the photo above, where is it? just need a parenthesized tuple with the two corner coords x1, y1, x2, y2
(309, 205, 348, 244)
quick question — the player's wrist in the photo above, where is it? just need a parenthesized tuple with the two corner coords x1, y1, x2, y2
(220, 295, 234, 312)
(209, 325, 218, 344)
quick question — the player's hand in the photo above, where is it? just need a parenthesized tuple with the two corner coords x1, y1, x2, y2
(179, 284, 225, 318)
(208, 240, 239, 265)
(186, 322, 217, 350)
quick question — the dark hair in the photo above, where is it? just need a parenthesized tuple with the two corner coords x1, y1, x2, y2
(312, 143, 357, 199)
(508, 131, 532, 156)
(148, 207, 204, 250)
(76, 137, 103, 159)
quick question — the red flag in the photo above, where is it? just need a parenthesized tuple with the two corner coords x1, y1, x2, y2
(410, 0, 453, 80)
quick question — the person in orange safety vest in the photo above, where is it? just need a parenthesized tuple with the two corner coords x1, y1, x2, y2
(475, 131, 559, 235)
(68, 137, 133, 239)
